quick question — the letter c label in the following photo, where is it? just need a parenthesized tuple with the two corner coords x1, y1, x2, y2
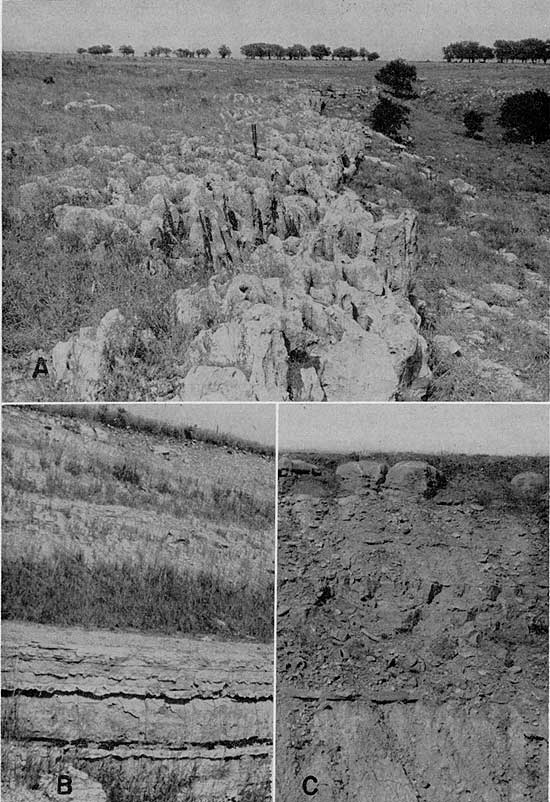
(302, 775, 318, 795)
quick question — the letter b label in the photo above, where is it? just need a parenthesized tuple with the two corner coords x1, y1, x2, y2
(57, 775, 72, 794)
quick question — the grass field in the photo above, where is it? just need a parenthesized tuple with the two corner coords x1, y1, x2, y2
(2, 53, 549, 399)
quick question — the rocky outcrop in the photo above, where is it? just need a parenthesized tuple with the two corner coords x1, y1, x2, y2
(45, 87, 430, 401)
(2, 621, 272, 802)
(51, 309, 126, 401)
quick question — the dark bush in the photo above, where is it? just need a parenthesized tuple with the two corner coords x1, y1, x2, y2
(370, 96, 410, 139)
(497, 89, 550, 143)
(375, 59, 417, 97)
(112, 462, 141, 485)
(463, 109, 485, 138)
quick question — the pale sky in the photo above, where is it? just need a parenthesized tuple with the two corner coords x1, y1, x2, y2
(3, 0, 549, 59)
(279, 404, 549, 455)
(122, 403, 276, 446)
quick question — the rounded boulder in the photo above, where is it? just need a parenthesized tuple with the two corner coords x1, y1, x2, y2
(510, 472, 547, 500)
(386, 460, 445, 498)
(335, 460, 388, 485)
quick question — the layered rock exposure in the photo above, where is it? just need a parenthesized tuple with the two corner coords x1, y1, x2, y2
(41, 87, 429, 400)
(2, 405, 275, 800)
(277, 456, 548, 802)
(2, 621, 273, 801)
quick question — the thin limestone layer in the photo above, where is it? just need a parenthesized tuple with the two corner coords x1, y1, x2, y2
(2, 621, 273, 760)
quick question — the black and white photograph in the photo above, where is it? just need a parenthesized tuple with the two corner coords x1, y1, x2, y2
(2, 403, 275, 802)
(2, 0, 549, 402)
(1, 0, 549, 800)
(277, 404, 548, 801)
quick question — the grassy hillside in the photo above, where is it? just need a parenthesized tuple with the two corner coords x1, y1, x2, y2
(2, 405, 275, 641)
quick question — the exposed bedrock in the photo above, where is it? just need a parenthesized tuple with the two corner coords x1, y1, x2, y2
(2, 622, 273, 801)
(47, 89, 430, 401)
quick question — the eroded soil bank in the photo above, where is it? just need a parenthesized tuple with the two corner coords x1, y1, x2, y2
(276, 454, 548, 802)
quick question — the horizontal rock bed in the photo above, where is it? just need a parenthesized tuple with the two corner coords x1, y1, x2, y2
(2, 621, 273, 801)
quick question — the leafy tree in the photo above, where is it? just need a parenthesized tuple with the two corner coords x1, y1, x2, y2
(241, 42, 285, 59)
(332, 46, 358, 61)
(375, 59, 417, 96)
(491, 38, 550, 63)
(197, 47, 211, 58)
(370, 96, 410, 139)
(310, 43, 331, 60)
(150, 46, 172, 57)
(88, 44, 113, 55)
(119, 44, 135, 56)
(271, 44, 288, 59)
(493, 39, 513, 62)
(359, 47, 368, 60)
(287, 44, 309, 60)
(463, 109, 485, 138)
(478, 46, 494, 62)
(367, 51, 380, 61)
(497, 89, 550, 143)
(218, 44, 231, 58)
(443, 41, 494, 62)
(76, 47, 87, 55)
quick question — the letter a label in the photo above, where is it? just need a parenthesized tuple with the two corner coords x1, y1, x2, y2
(32, 357, 49, 379)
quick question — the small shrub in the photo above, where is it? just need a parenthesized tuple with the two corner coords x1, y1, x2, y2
(463, 109, 485, 138)
(497, 89, 550, 143)
(155, 477, 173, 494)
(151, 198, 189, 260)
(64, 457, 83, 476)
(112, 462, 141, 485)
(370, 96, 410, 140)
(3, 443, 14, 462)
(375, 59, 417, 97)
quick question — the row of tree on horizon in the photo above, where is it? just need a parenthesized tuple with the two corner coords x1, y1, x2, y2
(77, 43, 380, 60)
(443, 38, 550, 63)
(75, 38, 550, 64)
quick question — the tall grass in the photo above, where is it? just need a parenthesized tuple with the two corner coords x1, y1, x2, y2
(2, 550, 274, 641)
(2, 426, 274, 529)
(24, 403, 275, 456)
(0, 748, 271, 802)
(4, 455, 273, 529)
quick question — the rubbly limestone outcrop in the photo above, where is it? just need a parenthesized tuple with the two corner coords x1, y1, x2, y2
(45, 87, 430, 401)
